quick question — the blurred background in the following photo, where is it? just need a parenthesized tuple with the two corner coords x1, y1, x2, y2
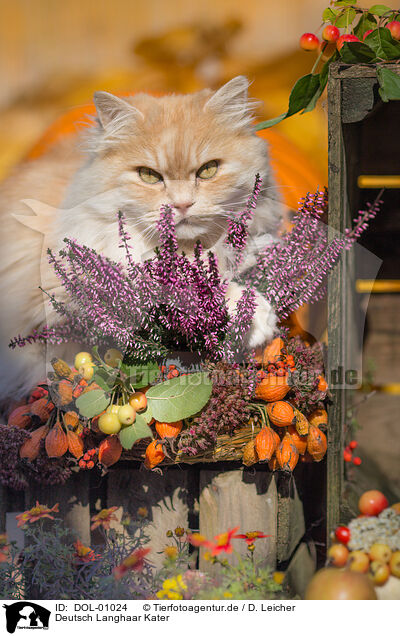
(0, 0, 398, 498)
(0, 0, 335, 180)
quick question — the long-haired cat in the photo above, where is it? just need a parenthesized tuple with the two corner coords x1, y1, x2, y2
(0, 76, 282, 402)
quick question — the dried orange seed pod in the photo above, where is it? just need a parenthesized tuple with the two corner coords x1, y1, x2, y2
(266, 401, 296, 427)
(276, 433, 299, 471)
(307, 424, 327, 462)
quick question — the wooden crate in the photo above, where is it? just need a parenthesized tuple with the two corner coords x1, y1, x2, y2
(327, 62, 400, 534)
(0, 458, 325, 589)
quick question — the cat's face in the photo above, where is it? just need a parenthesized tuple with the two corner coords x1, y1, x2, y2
(89, 77, 272, 248)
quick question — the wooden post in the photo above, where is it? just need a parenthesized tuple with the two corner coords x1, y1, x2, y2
(199, 467, 277, 571)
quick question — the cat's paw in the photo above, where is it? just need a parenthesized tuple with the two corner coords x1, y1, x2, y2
(226, 283, 277, 349)
(247, 290, 277, 348)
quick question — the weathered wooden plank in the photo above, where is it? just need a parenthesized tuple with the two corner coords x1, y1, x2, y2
(327, 64, 347, 540)
(198, 468, 277, 571)
(107, 466, 194, 569)
(330, 63, 400, 79)
(276, 472, 305, 563)
(24, 471, 91, 544)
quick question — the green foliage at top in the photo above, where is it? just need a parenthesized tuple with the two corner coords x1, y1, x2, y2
(256, 1, 400, 131)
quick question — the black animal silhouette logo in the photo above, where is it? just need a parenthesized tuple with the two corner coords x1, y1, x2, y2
(3, 602, 50, 633)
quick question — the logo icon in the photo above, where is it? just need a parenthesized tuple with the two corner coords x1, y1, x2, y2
(3, 602, 50, 633)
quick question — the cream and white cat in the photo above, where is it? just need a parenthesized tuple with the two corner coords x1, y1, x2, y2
(0, 76, 282, 401)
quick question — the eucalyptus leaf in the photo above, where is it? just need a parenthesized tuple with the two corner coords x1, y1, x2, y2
(364, 27, 400, 59)
(146, 372, 212, 422)
(119, 414, 153, 449)
(140, 404, 154, 424)
(76, 389, 110, 419)
(339, 41, 376, 63)
(92, 372, 113, 391)
(369, 4, 392, 16)
(121, 362, 160, 389)
(377, 66, 400, 102)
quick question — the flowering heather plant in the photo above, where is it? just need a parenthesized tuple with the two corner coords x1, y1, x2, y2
(10, 196, 259, 362)
(245, 188, 381, 319)
(10, 177, 380, 362)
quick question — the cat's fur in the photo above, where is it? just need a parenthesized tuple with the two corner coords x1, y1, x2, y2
(0, 76, 282, 401)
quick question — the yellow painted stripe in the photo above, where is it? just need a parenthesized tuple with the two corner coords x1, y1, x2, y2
(356, 280, 400, 293)
(364, 384, 400, 395)
(358, 175, 400, 189)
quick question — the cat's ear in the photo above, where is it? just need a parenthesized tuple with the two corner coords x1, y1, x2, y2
(93, 91, 143, 131)
(204, 76, 255, 129)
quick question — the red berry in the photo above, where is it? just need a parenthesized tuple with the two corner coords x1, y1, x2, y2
(87, 460, 95, 469)
(343, 450, 352, 462)
(349, 440, 358, 450)
(322, 25, 340, 43)
(171, 369, 179, 377)
(363, 29, 374, 40)
(167, 372, 173, 379)
(78, 460, 86, 469)
(89, 448, 97, 456)
(337, 34, 360, 50)
(169, 364, 176, 370)
(353, 457, 362, 466)
(83, 452, 91, 461)
(387, 20, 400, 40)
(276, 368, 286, 377)
(335, 525, 351, 544)
(300, 32, 320, 51)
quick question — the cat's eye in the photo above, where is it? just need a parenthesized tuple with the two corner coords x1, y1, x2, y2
(197, 160, 218, 180)
(138, 167, 163, 184)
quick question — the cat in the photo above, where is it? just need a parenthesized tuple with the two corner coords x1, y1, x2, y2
(0, 76, 282, 402)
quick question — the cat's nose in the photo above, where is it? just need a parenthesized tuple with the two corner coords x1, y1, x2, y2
(173, 201, 194, 216)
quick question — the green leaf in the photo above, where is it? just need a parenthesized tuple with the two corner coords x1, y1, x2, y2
(354, 13, 377, 38)
(287, 73, 321, 116)
(334, 0, 357, 6)
(254, 73, 321, 130)
(146, 372, 212, 422)
(339, 41, 376, 63)
(377, 66, 400, 102)
(120, 362, 160, 389)
(119, 414, 153, 450)
(92, 371, 113, 391)
(319, 50, 339, 90)
(369, 4, 392, 17)
(76, 389, 110, 419)
(334, 8, 357, 27)
(254, 113, 287, 130)
(322, 7, 339, 23)
(140, 404, 153, 425)
(364, 27, 400, 59)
